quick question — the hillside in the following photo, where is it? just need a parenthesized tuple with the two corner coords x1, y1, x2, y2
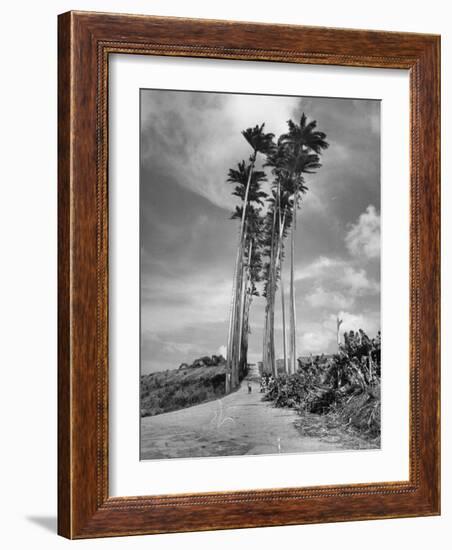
(140, 355, 228, 417)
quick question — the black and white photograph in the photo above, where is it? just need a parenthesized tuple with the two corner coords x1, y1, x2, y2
(140, 89, 381, 460)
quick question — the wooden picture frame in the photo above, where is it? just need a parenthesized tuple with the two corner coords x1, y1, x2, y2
(58, 10, 440, 539)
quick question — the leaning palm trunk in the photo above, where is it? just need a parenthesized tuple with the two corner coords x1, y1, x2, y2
(237, 256, 247, 373)
(227, 231, 244, 389)
(235, 241, 246, 372)
(225, 232, 240, 392)
(233, 228, 249, 384)
(240, 285, 252, 379)
(225, 225, 242, 392)
(239, 288, 249, 379)
(237, 240, 252, 380)
(226, 156, 256, 390)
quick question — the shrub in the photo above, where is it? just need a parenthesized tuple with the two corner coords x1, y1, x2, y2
(263, 329, 381, 440)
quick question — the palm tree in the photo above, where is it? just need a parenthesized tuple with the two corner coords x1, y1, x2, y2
(228, 168, 267, 388)
(278, 114, 329, 374)
(226, 125, 273, 390)
(235, 207, 265, 379)
(225, 116, 327, 389)
(262, 200, 278, 376)
(274, 193, 292, 374)
(264, 146, 296, 375)
(283, 153, 320, 375)
(261, 181, 293, 377)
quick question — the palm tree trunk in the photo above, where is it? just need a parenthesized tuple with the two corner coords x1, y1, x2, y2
(276, 211, 288, 375)
(227, 155, 256, 390)
(236, 245, 246, 365)
(262, 305, 268, 374)
(226, 227, 240, 392)
(234, 227, 249, 385)
(266, 206, 277, 377)
(238, 239, 252, 379)
(289, 189, 298, 375)
(280, 275, 288, 374)
(225, 227, 240, 393)
(242, 285, 253, 379)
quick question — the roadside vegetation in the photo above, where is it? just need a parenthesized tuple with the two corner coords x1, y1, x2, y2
(262, 329, 381, 444)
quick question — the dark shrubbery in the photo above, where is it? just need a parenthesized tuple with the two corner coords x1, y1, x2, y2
(332, 381, 381, 438)
(178, 354, 226, 370)
(264, 330, 381, 440)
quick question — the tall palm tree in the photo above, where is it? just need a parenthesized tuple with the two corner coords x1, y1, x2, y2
(226, 167, 267, 390)
(274, 193, 292, 374)
(279, 114, 329, 374)
(234, 207, 264, 379)
(261, 182, 293, 377)
(262, 200, 278, 376)
(226, 125, 273, 390)
(264, 146, 296, 375)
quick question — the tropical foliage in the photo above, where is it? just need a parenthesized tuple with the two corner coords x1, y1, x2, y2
(262, 329, 381, 440)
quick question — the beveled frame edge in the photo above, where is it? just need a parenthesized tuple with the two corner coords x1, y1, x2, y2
(57, 10, 440, 539)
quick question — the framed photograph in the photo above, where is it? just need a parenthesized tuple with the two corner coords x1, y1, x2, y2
(58, 11, 440, 538)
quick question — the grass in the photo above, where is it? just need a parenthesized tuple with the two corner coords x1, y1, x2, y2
(294, 410, 380, 450)
(140, 364, 227, 417)
(293, 383, 381, 449)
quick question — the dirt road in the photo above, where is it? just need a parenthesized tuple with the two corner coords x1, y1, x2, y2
(141, 375, 342, 460)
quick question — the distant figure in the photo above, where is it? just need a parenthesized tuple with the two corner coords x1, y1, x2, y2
(247, 383, 252, 394)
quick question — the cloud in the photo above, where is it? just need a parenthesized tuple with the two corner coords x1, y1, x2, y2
(141, 90, 299, 210)
(296, 257, 379, 313)
(295, 256, 344, 282)
(342, 266, 380, 295)
(217, 345, 227, 357)
(141, 270, 232, 334)
(345, 205, 380, 259)
(329, 310, 380, 338)
(300, 330, 335, 354)
(298, 309, 380, 355)
(305, 287, 354, 310)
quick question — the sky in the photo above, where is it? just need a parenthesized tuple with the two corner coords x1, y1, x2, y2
(140, 89, 380, 374)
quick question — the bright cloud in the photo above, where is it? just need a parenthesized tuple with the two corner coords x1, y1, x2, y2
(217, 345, 227, 357)
(295, 256, 344, 281)
(141, 91, 300, 210)
(305, 287, 354, 309)
(297, 257, 379, 313)
(300, 330, 335, 354)
(342, 266, 380, 295)
(345, 205, 380, 259)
